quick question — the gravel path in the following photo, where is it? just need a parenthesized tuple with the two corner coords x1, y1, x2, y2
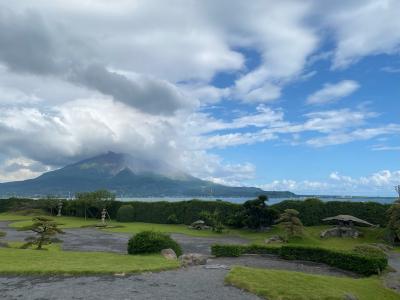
(0, 267, 261, 300)
(384, 252, 400, 292)
(0, 221, 249, 254)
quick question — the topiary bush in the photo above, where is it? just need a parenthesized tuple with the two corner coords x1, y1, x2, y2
(211, 244, 280, 257)
(211, 243, 387, 276)
(211, 244, 245, 257)
(279, 245, 387, 276)
(116, 205, 135, 222)
(353, 244, 387, 259)
(167, 213, 179, 224)
(127, 231, 182, 256)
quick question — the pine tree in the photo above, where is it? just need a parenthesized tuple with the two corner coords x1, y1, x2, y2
(22, 217, 64, 250)
(276, 209, 303, 239)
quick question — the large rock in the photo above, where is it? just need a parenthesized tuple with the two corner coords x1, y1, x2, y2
(320, 227, 361, 239)
(179, 253, 208, 266)
(189, 220, 210, 230)
(161, 248, 177, 260)
(0, 241, 9, 248)
(265, 235, 285, 244)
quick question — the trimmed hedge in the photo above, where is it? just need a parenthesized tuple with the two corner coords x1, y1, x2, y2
(211, 244, 280, 257)
(211, 244, 387, 276)
(1, 197, 391, 227)
(212, 244, 245, 257)
(127, 231, 182, 256)
(272, 198, 390, 226)
(116, 205, 134, 222)
(280, 245, 387, 276)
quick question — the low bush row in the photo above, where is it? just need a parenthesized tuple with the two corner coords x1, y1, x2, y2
(272, 198, 390, 226)
(1, 196, 391, 227)
(211, 244, 281, 257)
(211, 244, 387, 276)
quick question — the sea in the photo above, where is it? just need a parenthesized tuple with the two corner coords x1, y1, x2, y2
(115, 196, 398, 205)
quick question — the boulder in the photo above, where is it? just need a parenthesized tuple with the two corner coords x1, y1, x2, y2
(320, 227, 361, 239)
(161, 248, 177, 260)
(265, 235, 284, 244)
(0, 241, 9, 248)
(179, 253, 208, 266)
(189, 220, 208, 230)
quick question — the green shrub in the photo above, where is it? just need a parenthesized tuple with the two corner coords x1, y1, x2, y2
(242, 196, 279, 229)
(167, 214, 179, 224)
(280, 245, 387, 276)
(211, 244, 244, 257)
(244, 244, 281, 255)
(211, 244, 280, 257)
(0, 231, 5, 238)
(272, 199, 390, 226)
(116, 205, 134, 222)
(127, 231, 182, 256)
(353, 244, 387, 259)
(211, 244, 387, 275)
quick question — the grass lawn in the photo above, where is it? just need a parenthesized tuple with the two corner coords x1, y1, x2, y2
(0, 243, 179, 275)
(225, 266, 400, 300)
(8, 216, 99, 229)
(2, 213, 391, 251)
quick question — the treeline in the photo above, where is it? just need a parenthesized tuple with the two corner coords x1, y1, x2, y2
(0, 195, 391, 227)
(272, 198, 390, 227)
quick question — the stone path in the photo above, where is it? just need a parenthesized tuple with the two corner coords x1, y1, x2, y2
(0, 221, 249, 254)
(385, 252, 400, 293)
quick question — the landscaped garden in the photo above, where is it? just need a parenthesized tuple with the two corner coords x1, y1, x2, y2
(1, 194, 400, 299)
(0, 243, 178, 275)
(226, 267, 400, 300)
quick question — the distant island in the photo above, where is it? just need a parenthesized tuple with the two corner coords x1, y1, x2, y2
(0, 152, 296, 198)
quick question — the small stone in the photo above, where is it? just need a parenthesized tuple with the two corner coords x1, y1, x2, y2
(179, 253, 208, 266)
(114, 272, 126, 277)
(343, 293, 358, 300)
(265, 235, 284, 244)
(161, 248, 177, 260)
(205, 264, 230, 270)
(0, 241, 9, 248)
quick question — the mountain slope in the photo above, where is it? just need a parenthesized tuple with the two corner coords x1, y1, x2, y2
(0, 152, 296, 198)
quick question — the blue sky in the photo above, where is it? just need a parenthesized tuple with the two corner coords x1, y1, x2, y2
(0, 1, 399, 196)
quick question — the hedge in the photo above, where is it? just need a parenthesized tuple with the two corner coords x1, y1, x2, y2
(211, 244, 387, 276)
(123, 200, 242, 225)
(272, 198, 390, 226)
(127, 231, 182, 256)
(0, 197, 391, 227)
(211, 244, 281, 257)
(280, 245, 387, 276)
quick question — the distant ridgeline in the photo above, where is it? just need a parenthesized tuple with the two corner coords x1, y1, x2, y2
(0, 152, 295, 198)
(0, 197, 390, 227)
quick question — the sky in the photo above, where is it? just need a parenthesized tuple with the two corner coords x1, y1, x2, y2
(0, 0, 399, 196)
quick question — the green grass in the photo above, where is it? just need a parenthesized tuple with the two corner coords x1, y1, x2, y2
(225, 266, 400, 300)
(0, 242, 179, 275)
(2, 213, 390, 251)
(0, 213, 34, 221)
(9, 216, 99, 229)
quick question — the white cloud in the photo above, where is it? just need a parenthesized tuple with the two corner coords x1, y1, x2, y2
(320, 0, 400, 69)
(0, 157, 51, 183)
(307, 124, 400, 147)
(0, 0, 400, 189)
(261, 169, 400, 196)
(307, 80, 360, 105)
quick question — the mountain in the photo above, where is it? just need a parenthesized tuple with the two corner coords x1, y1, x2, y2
(0, 152, 296, 198)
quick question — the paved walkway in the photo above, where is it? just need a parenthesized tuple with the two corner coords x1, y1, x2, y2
(385, 252, 400, 293)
